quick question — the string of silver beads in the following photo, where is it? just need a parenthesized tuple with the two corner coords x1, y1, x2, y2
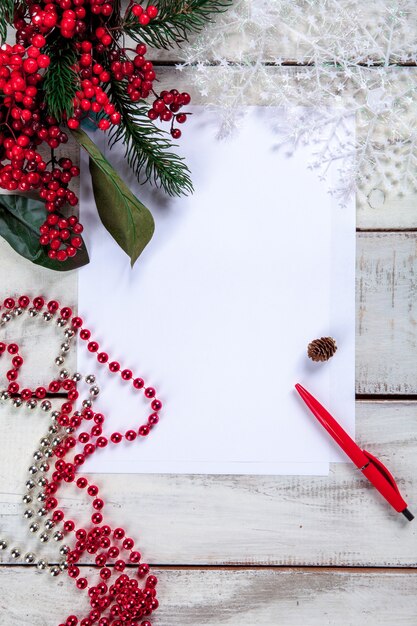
(0, 303, 99, 577)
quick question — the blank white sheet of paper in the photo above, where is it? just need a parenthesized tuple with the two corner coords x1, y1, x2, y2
(78, 107, 355, 475)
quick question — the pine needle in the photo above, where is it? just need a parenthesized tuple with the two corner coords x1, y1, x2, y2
(43, 40, 78, 121)
(0, 0, 16, 44)
(124, 0, 232, 50)
(107, 79, 193, 197)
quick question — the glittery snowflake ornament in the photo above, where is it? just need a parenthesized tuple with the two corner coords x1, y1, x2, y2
(180, 0, 417, 205)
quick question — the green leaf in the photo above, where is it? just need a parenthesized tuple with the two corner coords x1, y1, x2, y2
(0, 194, 89, 272)
(71, 128, 155, 266)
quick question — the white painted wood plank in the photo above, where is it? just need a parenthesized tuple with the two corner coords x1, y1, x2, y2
(0, 566, 415, 626)
(358, 192, 417, 230)
(147, 0, 417, 64)
(356, 233, 417, 394)
(0, 402, 415, 566)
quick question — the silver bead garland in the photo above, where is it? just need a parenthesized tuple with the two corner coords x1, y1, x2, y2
(0, 298, 143, 594)
(0, 302, 99, 574)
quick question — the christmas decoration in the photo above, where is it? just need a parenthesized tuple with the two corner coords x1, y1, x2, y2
(180, 0, 417, 205)
(0, 294, 163, 625)
(0, 1, 231, 270)
(307, 336, 337, 362)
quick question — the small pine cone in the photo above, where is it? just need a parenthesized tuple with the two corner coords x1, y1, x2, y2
(307, 337, 337, 362)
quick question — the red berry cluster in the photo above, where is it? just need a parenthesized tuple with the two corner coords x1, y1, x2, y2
(21, 0, 114, 38)
(131, 4, 158, 25)
(38, 158, 83, 262)
(112, 43, 155, 102)
(149, 89, 191, 139)
(39, 213, 83, 262)
(0, 36, 81, 262)
(0, 39, 59, 191)
(1, 0, 191, 263)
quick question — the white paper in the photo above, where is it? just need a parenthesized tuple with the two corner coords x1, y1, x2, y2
(78, 107, 355, 475)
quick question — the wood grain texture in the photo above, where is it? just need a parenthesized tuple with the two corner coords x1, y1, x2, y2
(145, 0, 417, 64)
(356, 233, 417, 394)
(0, 567, 416, 626)
(0, 402, 415, 567)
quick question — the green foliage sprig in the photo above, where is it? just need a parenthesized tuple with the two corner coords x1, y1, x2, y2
(43, 40, 78, 121)
(0, 0, 231, 271)
(107, 78, 193, 196)
(0, 0, 16, 44)
(125, 0, 232, 50)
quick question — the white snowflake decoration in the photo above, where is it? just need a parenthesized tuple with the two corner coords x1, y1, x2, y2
(179, 0, 417, 204)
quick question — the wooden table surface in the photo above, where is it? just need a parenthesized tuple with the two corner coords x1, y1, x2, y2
(1, 6, 417, 625)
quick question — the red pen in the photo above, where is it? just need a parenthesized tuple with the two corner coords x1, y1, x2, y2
(295, 383, 414, 521)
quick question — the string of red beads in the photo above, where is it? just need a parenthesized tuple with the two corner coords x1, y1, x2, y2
(0, 295, 162, 626)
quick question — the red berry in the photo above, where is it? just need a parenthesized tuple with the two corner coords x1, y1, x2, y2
(98, 119, 110, 131)
(32, 34, 46, 49)
(71, 236, 82, 248)
(80, 54, 92, 68)
(56, 250, 67, 261)
(67, 119, 79, 130)
(139, 13, 150, 25)
(44, 13, 57, 28)
(37, 55, 50, 69)
(101, 34, 112, 46)
(147, 5, 158, 18)
(181, 92, 191, 105)
(132, 5, 144, 16)
(23, 58, 38, 74)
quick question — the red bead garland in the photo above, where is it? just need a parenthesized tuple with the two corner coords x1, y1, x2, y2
(0, 295, 162, 626)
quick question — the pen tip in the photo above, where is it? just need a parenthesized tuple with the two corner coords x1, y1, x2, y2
(402, 508, 414, 522)
(295, 383, 307, 398)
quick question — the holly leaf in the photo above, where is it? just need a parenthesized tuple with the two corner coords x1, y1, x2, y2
(0, 194, 89, 272)
(71, 128, 155, 266)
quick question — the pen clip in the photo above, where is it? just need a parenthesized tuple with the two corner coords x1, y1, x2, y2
(362, 449, 400, 494)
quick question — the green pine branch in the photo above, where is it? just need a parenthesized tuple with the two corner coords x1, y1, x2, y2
(124, 0, 232, 50)
(107, 79, 193, 196)
(0, 0, 15, 44)
(43, 40, 78, 121)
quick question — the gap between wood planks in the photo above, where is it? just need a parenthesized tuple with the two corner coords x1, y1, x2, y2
(357, 228, 417, 233)
(149, 60, 417, 68)
(0, 564, 415, 572)
(357, 395, 417, 401)
(44, 392, 417, 401)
